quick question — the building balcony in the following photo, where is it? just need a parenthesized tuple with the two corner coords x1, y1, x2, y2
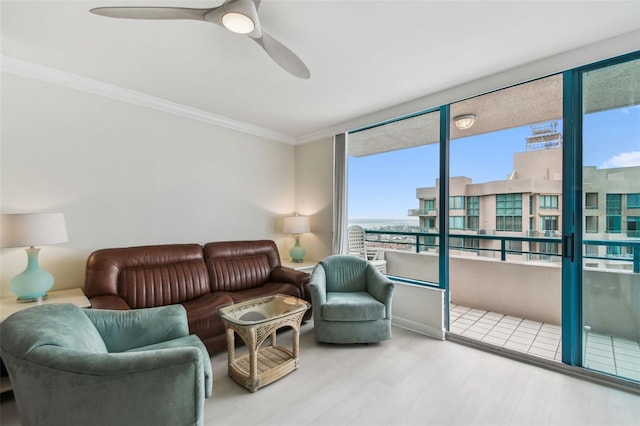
(361, 229, 640, 382)
(407, 208, 437, 217)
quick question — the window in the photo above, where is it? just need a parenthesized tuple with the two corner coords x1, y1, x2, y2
(628, 216, 640, 238)
(496, 193, 522, 231)
(628, 193, 640, 209)
(506, 240, 522, 253)
(424, 199, 435, 211)
(449, 237, 464, 249)
(449, 196, 465, 210)
(606, 194, 622, 233)
(425, 217, 436, 229)
(529, 195, 534, 214)
(586, 192, 598, 209)
(606, 245, 632, 258)
(585, 216, 598, 233)
(449, 216, 465, 229)
(541, 215, 559, 232)
(467, 196, 479, 230)
(540, 195, 558, 209)
(585, 244, 599, 256)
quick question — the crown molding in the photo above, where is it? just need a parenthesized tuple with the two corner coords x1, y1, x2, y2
(0, 55, 295, 144)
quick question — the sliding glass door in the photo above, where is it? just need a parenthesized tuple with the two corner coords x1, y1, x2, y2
(580, 55, 640, 381)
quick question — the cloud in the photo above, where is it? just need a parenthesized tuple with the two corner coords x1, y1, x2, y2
(600, 151, 640, 169)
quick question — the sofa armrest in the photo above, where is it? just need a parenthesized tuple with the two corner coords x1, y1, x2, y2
(270, 266, 309, 285)
(84, 305, 190, 353)
(270, 266, 310, 296)
(88, 295, 131, 310)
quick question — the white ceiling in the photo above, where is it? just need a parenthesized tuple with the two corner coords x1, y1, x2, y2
(2, 1, 639, 144)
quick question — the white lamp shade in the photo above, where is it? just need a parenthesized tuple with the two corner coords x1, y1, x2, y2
(1, 213, 69, 248)
(283, 216, 310, 234)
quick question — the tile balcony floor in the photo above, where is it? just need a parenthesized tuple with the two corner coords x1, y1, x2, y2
(450, 304, 640, 382)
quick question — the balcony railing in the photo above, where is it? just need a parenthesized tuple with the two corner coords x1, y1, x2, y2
(407, 209, 437, 217)
(364, 229, 640, 273)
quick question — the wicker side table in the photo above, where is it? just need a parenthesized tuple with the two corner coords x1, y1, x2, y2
(217, 295, 310, 392)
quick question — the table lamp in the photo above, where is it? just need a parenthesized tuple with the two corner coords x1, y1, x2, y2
(283, 215, 310, 263)
(1, 213, 69, 302)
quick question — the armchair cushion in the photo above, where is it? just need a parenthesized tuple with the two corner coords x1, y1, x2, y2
(323, 292, 386, 321)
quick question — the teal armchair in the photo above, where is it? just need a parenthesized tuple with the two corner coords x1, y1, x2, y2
(0, 303, 212, 426)
(309, 255, 395, 344)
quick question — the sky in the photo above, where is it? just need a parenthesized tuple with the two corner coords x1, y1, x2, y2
(348, 106, 640, 219)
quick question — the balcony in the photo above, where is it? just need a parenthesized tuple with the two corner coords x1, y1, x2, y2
(407, 208, 437, 217)
(361, 229, 640, 382)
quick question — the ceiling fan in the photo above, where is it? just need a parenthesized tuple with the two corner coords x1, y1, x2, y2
(90, 0, 310, 79)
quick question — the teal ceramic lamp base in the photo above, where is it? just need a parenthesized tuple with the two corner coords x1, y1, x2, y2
(10, 247, 54, 302)
(289, 235, 306, 263)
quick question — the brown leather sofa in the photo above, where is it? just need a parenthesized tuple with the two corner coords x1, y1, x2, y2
(85, 240, 311, 355)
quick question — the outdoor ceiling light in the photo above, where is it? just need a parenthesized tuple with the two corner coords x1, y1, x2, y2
(222, 11, 255, 34)
(454, 114, 476, 130)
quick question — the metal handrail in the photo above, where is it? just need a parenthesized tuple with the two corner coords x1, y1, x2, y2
(363, 229, 640, 273)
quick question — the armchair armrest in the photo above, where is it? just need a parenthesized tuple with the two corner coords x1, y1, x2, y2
(18, 345, 208, 426)
(84, 305, 189, 353)
(309, 264, 327, 322)
(366, 265, 395, 319)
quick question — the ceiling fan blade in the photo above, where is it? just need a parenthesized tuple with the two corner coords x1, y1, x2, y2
(89, 7, 212, 21)
(252, 29, 310, 79)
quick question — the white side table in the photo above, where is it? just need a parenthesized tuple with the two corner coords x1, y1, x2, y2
(281, 259, 318, 274)
(0, 288, 91, 392)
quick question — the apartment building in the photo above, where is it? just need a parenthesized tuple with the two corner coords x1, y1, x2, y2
(411, 123, 640, 270)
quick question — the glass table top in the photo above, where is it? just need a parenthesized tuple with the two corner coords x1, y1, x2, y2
(217, 294, 310, 326)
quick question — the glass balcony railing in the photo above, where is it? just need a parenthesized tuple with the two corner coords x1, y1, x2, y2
(407, 208, 437, 217)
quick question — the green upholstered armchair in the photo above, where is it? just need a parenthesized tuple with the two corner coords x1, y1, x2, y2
(0, 303, 212, 426)
(309, 255, 395, 344)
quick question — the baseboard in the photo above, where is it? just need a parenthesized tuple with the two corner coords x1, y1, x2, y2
(392, 316, 445, 340)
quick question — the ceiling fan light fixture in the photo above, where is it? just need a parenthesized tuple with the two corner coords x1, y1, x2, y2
(454, 114, 476, 130)
(222, 12, 255, 34)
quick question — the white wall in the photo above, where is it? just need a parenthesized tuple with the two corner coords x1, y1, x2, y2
(0, 72, 297, 296)
(293, 137, 334, 262)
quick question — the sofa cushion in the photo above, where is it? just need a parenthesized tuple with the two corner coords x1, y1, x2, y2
(204, 241, 281, 292)
(120, 260, 211, 308)
(85, 244, 211, 308)
(322, 292, 386, 321)
(181, 292, 234, 342)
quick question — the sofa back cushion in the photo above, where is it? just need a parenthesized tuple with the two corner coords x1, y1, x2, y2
(85, 244, 210, 308)
(204, 240, 281, 292)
